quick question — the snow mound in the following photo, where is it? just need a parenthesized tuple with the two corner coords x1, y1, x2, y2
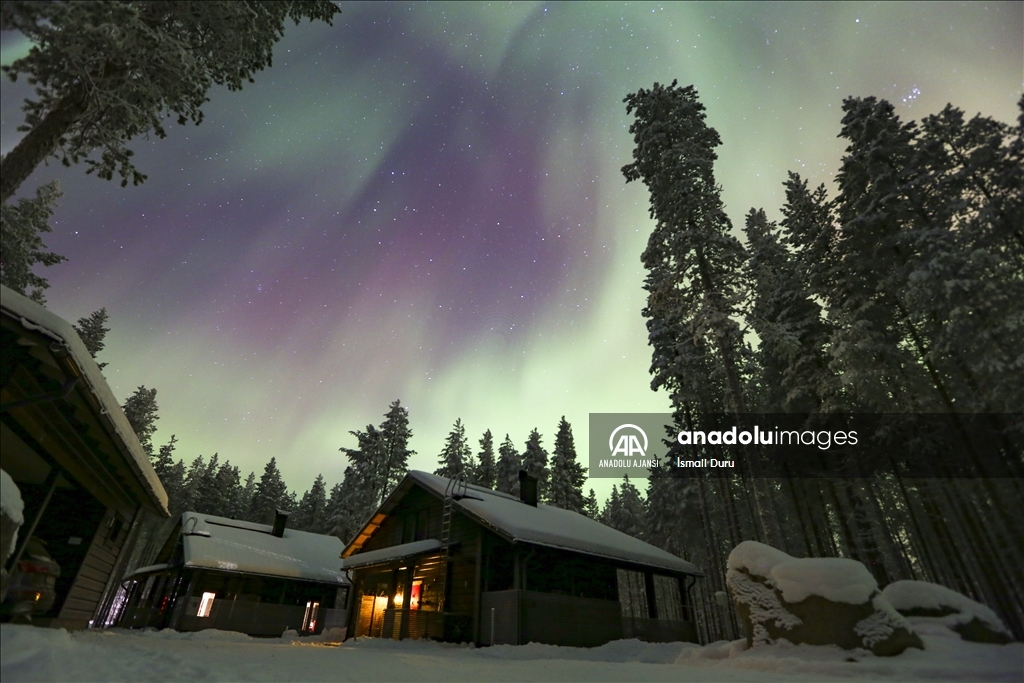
(882, 580, 1013, 643)
(0, 469, 23, 526)
(729, 540, 877, 604)
(726, 542, 921, 656)
(1, 469, 24, 561)
(131, 628, 255, 642)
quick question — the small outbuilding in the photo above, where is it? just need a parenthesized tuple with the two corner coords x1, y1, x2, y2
(340, 470, 703, 646)
(1, 286, 169, 630)
(113, 510, 350, 637)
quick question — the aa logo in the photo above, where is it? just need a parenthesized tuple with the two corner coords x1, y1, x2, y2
(609, 424, 648, 458)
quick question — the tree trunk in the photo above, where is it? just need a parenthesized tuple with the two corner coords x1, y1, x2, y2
(0, 87, 88, 204)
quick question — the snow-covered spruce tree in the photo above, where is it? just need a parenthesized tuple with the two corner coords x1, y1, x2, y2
(247, 457, 289, 524)
(474, 429, 497, 489)
(495, 435, 521, 496)
(0, 1, 340, 204)
(294, 474, 328, 533)
(191, 453, 221, 515)
(179, 454, 206, 513)
(435, 418, 471, 479)
(334, 425, 387, 533)
(777, 173, 850, 411)
(214, 462, 243, 518)
(121, 385, 158, 456)
(905, 102, 1024, 414)
(742, 208, 830, 413)
(825, 96, 941, 413)
(376, 400, 414, 504)
(548, 417, 585, 512)
(582, 489, 600, 519)
(234, 472, 257, 521)
(73, 307, 110, 369)
(622, 80, 750, 416)
(0, 181, 65, 302)
(520, 429, 550, 502)
(600, 486, 620, 527)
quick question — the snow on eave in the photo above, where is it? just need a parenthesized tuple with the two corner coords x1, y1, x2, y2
(180, 512, 348, 585)
(340, 539, 443, 570)
(0, 285, 169, 516)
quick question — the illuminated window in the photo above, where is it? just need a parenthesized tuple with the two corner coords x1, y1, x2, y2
(410, 581, 422, 610)
(197, 592, 216, 617)
(303, 601, 320, 633)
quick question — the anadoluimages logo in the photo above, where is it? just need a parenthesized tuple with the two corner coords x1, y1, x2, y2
(609, 424, 648, 458)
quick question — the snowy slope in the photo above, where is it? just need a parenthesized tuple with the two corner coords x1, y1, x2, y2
(2, 624, 1020, 682)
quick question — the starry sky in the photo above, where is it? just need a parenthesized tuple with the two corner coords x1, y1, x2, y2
(2, 2, 1021, 501)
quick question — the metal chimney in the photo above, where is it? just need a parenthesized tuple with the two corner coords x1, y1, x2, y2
(272, 509, 291, 538)
(518, 470, 538, 507)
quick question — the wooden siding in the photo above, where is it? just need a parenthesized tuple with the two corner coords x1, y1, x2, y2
(480, 590, 624, 647)
(354, 484, 481, 619)
(55, 506, 127, 629)
(52, 507, 126, 630)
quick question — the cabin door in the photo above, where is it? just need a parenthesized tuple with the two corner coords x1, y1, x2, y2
(356, 591, 389, 637)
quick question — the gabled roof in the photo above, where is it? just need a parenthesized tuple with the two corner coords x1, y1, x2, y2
(179, 512, 348, 584)
(0, 286, 168, 517)
(343, 471, 703, 577)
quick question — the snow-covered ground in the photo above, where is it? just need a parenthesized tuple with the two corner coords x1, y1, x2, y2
(2, 624, 1020, 682)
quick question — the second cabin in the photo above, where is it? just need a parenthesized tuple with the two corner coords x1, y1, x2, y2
(340, 470, 703, 646)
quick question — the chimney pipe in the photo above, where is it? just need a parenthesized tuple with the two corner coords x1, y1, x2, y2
(272, 509, 291, 538)
(518, 470, 538, 507)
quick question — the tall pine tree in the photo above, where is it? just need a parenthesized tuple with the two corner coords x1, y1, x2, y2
(495, 435, 521, 496)
(548, 417, 586, 512)
(622, 80, 750, 416)
(520, 429, 550, 502)
(474, 429, 497, 489)
(122, 385, 159, 455)
(435, 418, 471, 479)
(73, 308, 109, 369)
(248, 457, 289, 524)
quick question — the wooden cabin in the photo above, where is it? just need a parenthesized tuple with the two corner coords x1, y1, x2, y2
(340, 470, 703, 647)
(113, 510, 350, 637)
(1, 286, 170, 630)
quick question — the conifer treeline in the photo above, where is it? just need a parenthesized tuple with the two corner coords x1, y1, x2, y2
(622, 82, 1023, 641)
(144, 402, 597, 543)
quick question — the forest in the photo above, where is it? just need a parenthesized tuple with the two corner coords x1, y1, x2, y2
(620, 82, 1022, 643)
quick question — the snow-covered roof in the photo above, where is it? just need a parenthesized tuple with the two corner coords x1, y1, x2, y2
(345, 471, 702, 577)
(340, 539, 443, 570)
(179, 512, 348, 585)
(0, 286, 168, 516)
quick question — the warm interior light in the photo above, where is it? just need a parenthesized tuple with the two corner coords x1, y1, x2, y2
(393, 591, 403, 606)
(410, 581, 422, 610)
(197, 592, 216, 617)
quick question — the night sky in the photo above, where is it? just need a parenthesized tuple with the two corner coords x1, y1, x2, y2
(1, 2, 1020, 500)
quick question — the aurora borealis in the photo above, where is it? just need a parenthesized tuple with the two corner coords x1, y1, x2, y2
(1, 2, 1020, 498)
